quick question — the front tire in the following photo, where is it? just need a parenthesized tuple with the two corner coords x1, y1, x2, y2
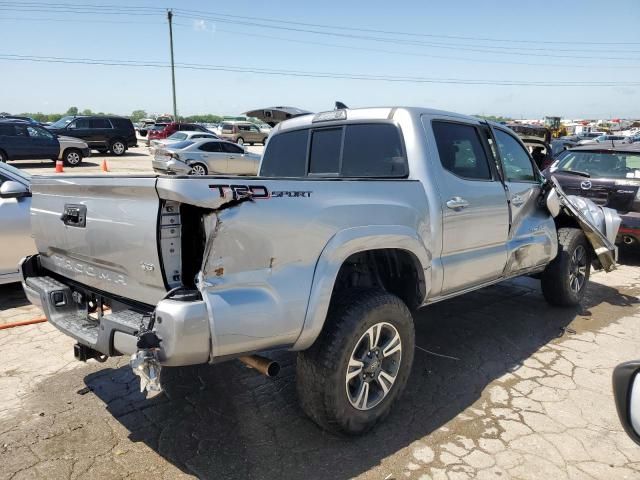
(541, 228, 591, 307)
(0, 150, 7, 163)
(110, 139, 126, 156)
(62, 148, 83, 166)
(297, 289, 415, 435)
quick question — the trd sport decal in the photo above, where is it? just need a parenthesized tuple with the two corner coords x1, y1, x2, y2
(209, 185, 312, 200)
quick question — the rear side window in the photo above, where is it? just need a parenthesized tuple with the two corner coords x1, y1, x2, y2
(261, 123, 407, 178)
(309, 128, 342, 174)
(221, 142, 244, 154)
(198, 141, 222, 152)
(168, 140, 194, 149)
(0, 125, 15, 136)
(432, 121, 492, 180)
(90, 118, 111, 129)
(260, 129, 308, 177)
(342, 124, 406, 177)
(221, 123, 234, 133)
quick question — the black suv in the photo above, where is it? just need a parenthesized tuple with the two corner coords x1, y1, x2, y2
(46, 115, 137, 156)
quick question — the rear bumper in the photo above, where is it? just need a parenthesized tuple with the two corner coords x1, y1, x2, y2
(19, 255, 211, 366)
(617, 212, 640, 244)
(152, 159, 191, 175)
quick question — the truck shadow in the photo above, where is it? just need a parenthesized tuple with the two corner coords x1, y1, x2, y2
(84, 279, 638, 479)
(0, 282, 32, 309)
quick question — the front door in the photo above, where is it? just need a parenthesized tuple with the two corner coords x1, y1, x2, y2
(424, 117, 510, 294)
(25, 125, 59, 159)
(65, 118, 92, 145)
(492, 127, 556, 273)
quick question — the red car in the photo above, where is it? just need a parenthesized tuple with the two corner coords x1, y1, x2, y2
(146, 122, 211, 145)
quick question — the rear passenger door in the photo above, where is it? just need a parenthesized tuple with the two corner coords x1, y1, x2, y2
(89, 118, 113, 147)
(222, 142, 252, 173)
(197, 141, 228, 173)
(424, 117, 510, 294)
(0, 124, 29, 159)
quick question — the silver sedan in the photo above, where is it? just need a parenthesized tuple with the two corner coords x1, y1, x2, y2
(152, 138, 261, 176)
(0, 163, 34, 284)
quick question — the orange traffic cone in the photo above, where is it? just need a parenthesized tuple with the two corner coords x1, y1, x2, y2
(101, 159, 109, 172)
(55, 160, 64, 173)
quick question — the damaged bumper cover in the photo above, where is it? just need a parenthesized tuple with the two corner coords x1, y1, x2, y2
(547, 178, 621, 271)
(19, 256, 212, 368)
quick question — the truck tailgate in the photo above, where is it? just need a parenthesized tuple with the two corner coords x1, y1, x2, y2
(30, 176, 167, 305)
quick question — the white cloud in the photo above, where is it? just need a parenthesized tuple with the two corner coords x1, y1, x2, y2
(193, 19, 207, 31)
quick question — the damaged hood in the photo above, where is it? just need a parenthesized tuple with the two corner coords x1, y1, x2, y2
(547, 177, 621, 271)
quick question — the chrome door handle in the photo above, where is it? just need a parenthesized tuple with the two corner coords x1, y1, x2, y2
(511, 195, 524, 207)
(446, 196, 470, 210)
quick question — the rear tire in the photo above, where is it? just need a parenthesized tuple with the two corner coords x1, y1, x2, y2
(541, 228, 591, 307)
(110, 139, 126, 156)
(236, 137, 244, 146)
(0, 150, 6, 163)
(297, 289, 415, 435)
(189, 163, 208, 175)
(63, 148, 83, 167)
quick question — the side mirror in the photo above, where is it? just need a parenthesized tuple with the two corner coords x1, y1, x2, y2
(0, 181, 30, 199)
(613, 361, 640, 446)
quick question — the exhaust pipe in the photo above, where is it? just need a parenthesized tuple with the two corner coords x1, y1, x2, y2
(239, 355, 280, 377)
(623, 235, 635, 245)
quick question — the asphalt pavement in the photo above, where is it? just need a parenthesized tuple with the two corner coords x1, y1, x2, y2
(2, 251, 640, 480)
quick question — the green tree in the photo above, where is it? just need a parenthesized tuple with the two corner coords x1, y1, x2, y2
(66, 106, 79, 116)
(130, 110, 148, 122)
(81, 108, 93, 115)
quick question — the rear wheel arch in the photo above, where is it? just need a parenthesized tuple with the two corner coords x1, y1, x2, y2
(292, 227, 431, 351)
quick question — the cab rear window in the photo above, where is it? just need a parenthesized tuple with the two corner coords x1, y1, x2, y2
(260, 123, 407, 178)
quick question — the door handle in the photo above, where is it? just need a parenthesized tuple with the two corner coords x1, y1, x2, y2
(446, 196, 470, 210)
(511, 195, 525, 207)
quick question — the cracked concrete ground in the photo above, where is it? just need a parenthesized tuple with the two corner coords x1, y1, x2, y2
(1, 252, 640, 479)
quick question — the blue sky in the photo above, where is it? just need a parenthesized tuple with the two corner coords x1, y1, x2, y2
(1, 0, 639, 118)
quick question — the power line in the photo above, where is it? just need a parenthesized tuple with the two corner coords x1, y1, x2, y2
(2, 1, 639, 46)
(173, 12, 640, 61)
(205, 27, 640, 70)
(1, 53, 637, 87)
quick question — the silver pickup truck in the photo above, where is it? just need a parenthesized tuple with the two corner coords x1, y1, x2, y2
(20, 107, 621, 434)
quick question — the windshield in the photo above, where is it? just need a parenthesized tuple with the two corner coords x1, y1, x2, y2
(555, 150, 640, 179)
(168, 132, 188, 141)
(167, 140, 194, 150)
(49, 116, 75, 129)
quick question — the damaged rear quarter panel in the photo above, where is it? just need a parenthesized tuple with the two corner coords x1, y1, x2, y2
(155, 177, 430, 358)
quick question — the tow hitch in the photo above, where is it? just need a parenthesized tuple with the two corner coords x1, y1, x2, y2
(130, 331, 163, 397)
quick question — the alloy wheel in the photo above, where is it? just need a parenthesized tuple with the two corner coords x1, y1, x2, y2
(190, 164, 207, 175)
(569, 245, 587, 293)
(112, 142, 125, 155)
(66, 152, 81, 165)
(345, 322, 402, 411)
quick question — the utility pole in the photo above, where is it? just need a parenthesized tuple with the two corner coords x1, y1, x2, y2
(167, 9, 177, 120)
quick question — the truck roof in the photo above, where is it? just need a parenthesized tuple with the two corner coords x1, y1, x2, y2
(273, 106, 481, 133)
